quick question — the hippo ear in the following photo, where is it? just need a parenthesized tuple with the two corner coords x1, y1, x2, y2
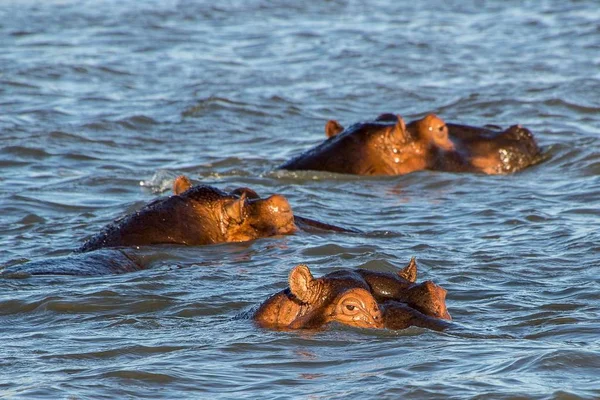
(224, 192, 247, 224)
(173, 175, 192, 195)
(391, 115, 408, 141)
(398, 257, 418, 283)
(289, 264, 316, 303)
(395, 115, 407, 133)
(325, 120, 344, 138)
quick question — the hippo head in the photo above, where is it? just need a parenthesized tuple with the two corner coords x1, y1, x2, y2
(172, 176, 296, 243)
(227, 192, 297, 241)
(79, 177, 298, 252)
(321, 114, 421, 175)
(292, 113, 455, 175)
(201, 187, 296, 243)
(254, 264, 383, 330)
(324, 113, 454, 151)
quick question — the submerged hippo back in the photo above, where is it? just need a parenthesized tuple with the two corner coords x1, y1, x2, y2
(79, 186, 229, 252)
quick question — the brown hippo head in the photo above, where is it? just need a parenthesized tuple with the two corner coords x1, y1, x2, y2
(79, 181, 297, 252)
(280, 114, 418, 175)
(280, 113, 459, 176)
(253, 260, 452, 331)
(173, 175, 355, 234)
(253, 264, 383, 330)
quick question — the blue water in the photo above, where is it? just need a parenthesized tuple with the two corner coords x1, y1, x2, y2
(1, 1, 600, 398)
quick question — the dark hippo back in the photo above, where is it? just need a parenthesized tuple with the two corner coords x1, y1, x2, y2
(79, 186, 230, 252)
(279, 120, 401, 175)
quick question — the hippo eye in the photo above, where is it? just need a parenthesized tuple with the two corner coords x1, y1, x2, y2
(345, 305, 355, 311)
(439, 125, 446, 132)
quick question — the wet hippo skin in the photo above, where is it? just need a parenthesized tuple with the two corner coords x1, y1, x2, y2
(280, 114, 439, 175)
(356, 257, 451, 320)
(79, 183, 298, 252)
(3, 178, 357, 277)
(439, 122, 541, 174)
(280, 113, 541, 176)
(253, 258, 451, 331)
(253, 264, 383, 330)
(172, 175, 357, 234)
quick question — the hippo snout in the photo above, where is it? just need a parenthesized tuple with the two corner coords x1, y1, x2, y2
(420, 280, 451, 320)
(257, 194, 297, 234)
(264, 194, 293, 215)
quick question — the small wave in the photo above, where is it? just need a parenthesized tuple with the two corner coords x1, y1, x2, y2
(117, 115, 159, 130)
(10, 194, 101, 211)
(1, 145, 51, 159)
(48, 130, 118, 147)
(543, 98, 600, 114)
(0, 79, 40, 89)
(101, 370, 177, 383)
(139, 170, 178, 193)
(181, 96, 272, 118)
(41, 345, 187, 361)
(97, 65, 134, 76)
(18, 213, 46, 225)
(2, 293, 176, 315)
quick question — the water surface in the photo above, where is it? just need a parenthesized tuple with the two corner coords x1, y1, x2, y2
(1, 0, 600, 398)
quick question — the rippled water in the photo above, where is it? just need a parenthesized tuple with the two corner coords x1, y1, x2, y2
(1, 0, 600, 398)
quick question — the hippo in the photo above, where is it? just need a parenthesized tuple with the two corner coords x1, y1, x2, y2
(3, 178, 355, 277)
(171, 175, 356, 234)
(280, 113, 541, 175)
(253, 258, 452, 331)
(79, 182, 298, 252)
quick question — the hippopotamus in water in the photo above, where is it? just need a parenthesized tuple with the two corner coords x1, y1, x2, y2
(280, 113, 541, 176)
(170, 175, 355, 234)
(3, 178, 355, 277)
(79, 180, 298, 252)
(253, 258, 452, 331)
